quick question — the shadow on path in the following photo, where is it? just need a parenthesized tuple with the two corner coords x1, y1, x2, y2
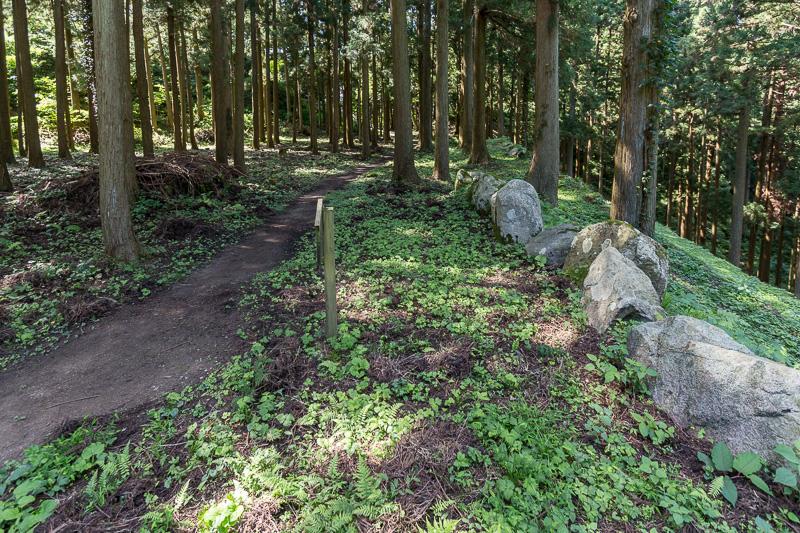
(0, 155, 392, 464)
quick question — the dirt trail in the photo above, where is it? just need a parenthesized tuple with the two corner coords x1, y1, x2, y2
(0, 157, 390, 464)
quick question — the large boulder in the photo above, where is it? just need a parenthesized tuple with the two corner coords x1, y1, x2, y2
(563, 220, 669, 298)
(628, 316, 800, 466)
(524, 223, 581, 267)
(469, 174, 505, 216)
(490, 179, 544, 245)
(582, 247, 665, 332)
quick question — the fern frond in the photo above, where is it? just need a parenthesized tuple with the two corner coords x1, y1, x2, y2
(709, 476, 724, 498)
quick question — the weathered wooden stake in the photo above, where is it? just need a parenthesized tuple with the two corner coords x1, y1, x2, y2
(322, 206, 337, 339)
(314, 198, 323, 268)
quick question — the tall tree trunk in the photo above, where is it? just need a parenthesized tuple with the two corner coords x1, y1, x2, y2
(167, 8, 184, 151)
(372, 53, 379, 148)
(611, 0, 660, 234)
(233, 0, 245, 167)
(729, 104, 750, 268)
(54, 0, 71, 159)
(12, 0, 43, 167)
(794, 206, 800, 298)
(210, 0, 228, 162)
(145, 40, 158, 133)
(272, 0, 279, 145)
(257, 39, 265, 142)
(566, 84, 575, 177)
(710, 125, 722, 255)
(497, 61, 504, 138)
(250, 7, 260, 150)
(307, 0, 318, 153)
(432, 0, 449, 181)
(526, 0, 559, 205)
(180, 21, 197, 150)
(343, 6, 354, 148)
(391, 0, 419, 184)
(291, 38, 298, 143)
(418, 0, 432, 151)
(0, 0, 13, 166)
(775, 218, 785, 288)
(458, 0, 473, 152)
(156, 26, 174, 130)
(681, 116, 694, 239)
(698, 137, 710, 245)
(15, 53, 24, 157)
(193, 28, 204, 122)
(131, 0, 153, 156)
(94, 0, 140, 261)
(331, 15, 340, 152)
(65, 19, 80, 112)
(468, 7, 488, 164)
(359, 0, 370, 158)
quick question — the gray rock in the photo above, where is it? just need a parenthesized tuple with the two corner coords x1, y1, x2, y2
(564, 220, 670, 298)
(524, 223, 581, 267)
(454, 169, 476, 192)
(628, 316, 800, 466)
(490, 179, 544, 245)
(582, 247, 665, 332)
(469, 174, 505, 215)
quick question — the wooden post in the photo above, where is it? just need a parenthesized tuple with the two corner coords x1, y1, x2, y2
(315, 198, 323, 268)
(322, 207, 337, 339)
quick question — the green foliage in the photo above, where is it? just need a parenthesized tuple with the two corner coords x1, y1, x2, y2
(0, 421, 117, 533)
(697, 442, 773, 507)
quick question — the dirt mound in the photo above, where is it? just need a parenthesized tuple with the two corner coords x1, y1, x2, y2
(38, 153, 243, 215)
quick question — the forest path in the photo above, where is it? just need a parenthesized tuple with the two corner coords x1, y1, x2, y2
(0, 156, 391, 464)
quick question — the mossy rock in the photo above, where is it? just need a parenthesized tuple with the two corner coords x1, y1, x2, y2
(563, 220, 670, 298)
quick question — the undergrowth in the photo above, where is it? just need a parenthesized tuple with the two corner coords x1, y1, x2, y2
(1, 139, 798, 532)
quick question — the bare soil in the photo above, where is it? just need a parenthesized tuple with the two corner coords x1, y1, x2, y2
(0, 157, 390, 464)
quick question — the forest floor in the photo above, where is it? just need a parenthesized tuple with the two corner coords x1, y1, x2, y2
(1, 138, 799, 533)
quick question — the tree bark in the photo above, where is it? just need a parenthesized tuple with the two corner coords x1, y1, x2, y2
(210, 0, 228, 162)
(432, 0, 449, 181)
(193, 28, 204, 122)
(307, 0, 318, 153)
(710, 125, 722, 255)
(729, 105, 749, 268)
(0, 0, 14, 165)
(468, 7, 488, 164)
(65, 18, 80, 112)
(343, 6, 354, 148)
(54, 0, 71, 159)
(12, 0, 43, 167)
(331, 15, 340, 152)
(93, 0, 140, 261)
(156, 26, 173, 130)
(566, 84, 575, 178)
(775, 218, 785, 288)
(611, 0, 660, 234)
(145, 39, 158, 134)
(526, 0, 559, 205)
(391, 0, 419, 184)
(372, 53, 379, 148)
(131, 0, 153, 156)
(272, 0, 279, 145)
(497, 61, 504, 137)
(250, 7, 260, 150)
(233, 0, 245, 167)
(418, 0, 432, 151)
(15, 54, 23, 157)
(167, 9, 184, 151)
(359, 0, 370, 158)
(458, 0, 473, 153)
(180, 22, 197, 150)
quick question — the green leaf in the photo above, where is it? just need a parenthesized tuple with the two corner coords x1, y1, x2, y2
(81, 442, 105, 460)
(746, 474, 773, 496)
(754, 516, 775, 533)
(720, 475, 737, 507)
(733, 452, 762, 476)
(774, 444, 800, 465)
(711, 442, 734, 473)
(773, 467, 798, 488)
(697, 452, 712, 468)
